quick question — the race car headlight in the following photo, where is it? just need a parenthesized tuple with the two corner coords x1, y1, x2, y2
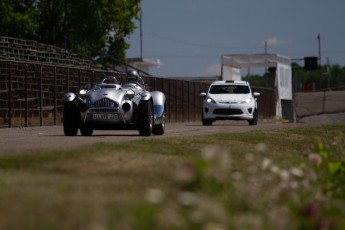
(79, 89, 88, 95)
(206, 97, 216, 104)
(125, 89, 135, 100)
(241, 97, 252, 104)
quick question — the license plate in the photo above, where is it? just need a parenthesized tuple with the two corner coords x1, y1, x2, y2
(92, 113, 118, 120)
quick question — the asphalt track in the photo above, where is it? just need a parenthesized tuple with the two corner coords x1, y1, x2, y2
(1, 113, 344, 153)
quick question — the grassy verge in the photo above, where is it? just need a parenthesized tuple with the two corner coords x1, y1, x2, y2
(0, 123, 344, 229)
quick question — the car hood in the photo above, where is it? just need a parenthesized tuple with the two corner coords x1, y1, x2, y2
(88, 88, 126, 103)
(209, 93, 251, 102)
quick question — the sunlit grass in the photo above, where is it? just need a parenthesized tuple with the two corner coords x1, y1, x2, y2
(0, 123, 344, 229)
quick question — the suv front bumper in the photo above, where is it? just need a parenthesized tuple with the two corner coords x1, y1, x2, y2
(202, 102, 255, 120)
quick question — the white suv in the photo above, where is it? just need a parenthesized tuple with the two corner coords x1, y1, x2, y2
(200, 80, 260, 126)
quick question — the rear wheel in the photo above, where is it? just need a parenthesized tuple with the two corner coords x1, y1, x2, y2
(152, 120, 165, 135)
(63, 101, 79, 136)
(138, 100, 153, 136)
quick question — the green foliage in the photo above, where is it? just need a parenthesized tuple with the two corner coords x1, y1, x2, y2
(0, 0, 37, 38)
(313, 140, 345, 198)
(243, 63, 345, 91)
(293, 63, 345, 91)
(243, 72, 276, 88)
(1, 124, 345, 229)
(0, 0, 141, 63)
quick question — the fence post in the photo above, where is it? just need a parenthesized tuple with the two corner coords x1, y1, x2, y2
(67, 67, 69, 92)
(54, 66, 57, 125)
(40, 65, 43, 126)
(24, 64, 28, 127)
(91, 70, 94, 86)
(8, 62, 12, 128)
(78, 69, 81, 89)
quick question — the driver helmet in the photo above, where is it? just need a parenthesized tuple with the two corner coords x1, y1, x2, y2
(126, 70, 140, 84)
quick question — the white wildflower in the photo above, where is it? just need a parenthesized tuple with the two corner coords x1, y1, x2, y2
(270, 165, 280, 174)
(261, 158, 272, 170)
(204, 222, 224, 230)
(177, 191, 197, 206)
(290, 167, 304, 178)
(145, 188, 164, 204)
(290, 181, 299, 189)
(255, 143, 267, 152)
(308, 153, 322, 166)
(232, 171, 243, 181)
(245, 153, 254, 161)
(279, 169, 290, 180)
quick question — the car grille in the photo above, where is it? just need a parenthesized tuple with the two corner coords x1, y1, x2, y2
(213, 108, 242, 115)
(92, 98, 118, 108)
(219, 101, 238, 104)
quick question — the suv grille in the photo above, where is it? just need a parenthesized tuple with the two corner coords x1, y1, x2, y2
(213, 108, 242, 115)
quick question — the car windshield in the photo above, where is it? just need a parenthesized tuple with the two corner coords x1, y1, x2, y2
(99, 85, 117, 89)
(209, 85, 250, 94)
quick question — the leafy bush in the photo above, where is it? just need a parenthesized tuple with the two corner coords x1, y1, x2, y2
(313, 140, 345, 198)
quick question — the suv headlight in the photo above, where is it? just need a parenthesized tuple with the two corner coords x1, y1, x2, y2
(241, 97, 252, 104)
(125, 89, 135, 100)
(206, 97, 216, 104)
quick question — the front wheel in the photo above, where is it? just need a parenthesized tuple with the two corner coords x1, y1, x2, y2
(138, 100, 153, 136)
(63, 101, 79, 136)
(80, 122, 93, 136)
(248, 109, 258, 126)
(202, 119, 213, 126)
(202, 109, 213, 126)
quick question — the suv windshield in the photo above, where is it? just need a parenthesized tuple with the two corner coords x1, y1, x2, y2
(209, 85, 250, 94)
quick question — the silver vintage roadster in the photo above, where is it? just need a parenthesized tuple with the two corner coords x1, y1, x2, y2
(63, 70, 166, 136)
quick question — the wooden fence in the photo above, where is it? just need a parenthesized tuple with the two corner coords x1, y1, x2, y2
(0, 60, 276, 128)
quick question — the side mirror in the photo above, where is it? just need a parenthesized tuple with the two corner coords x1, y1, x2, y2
(199, 92, 206, 99)
(253, 92, 260, 97)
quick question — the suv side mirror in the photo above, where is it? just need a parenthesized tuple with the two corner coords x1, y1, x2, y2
(253, 92, 260, 97)
(199, 92, 206, 99)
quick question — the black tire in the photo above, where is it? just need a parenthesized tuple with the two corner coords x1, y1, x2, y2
(249, 109, 258, 126)
(138, 100, 153, 136)
(202, 109, 213, 126)
(80, 122, 93, 136)
(152, 120, 165, 135)
(63, 101, 79, 136)
(202, 119, 213, 126)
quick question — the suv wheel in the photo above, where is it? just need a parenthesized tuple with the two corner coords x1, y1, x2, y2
(202, 110, 213, 126)
(248, 109, 258, 126)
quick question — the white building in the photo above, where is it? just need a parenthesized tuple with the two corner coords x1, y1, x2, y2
(221, 53, 295, 122)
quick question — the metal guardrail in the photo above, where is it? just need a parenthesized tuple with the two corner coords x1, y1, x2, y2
(0, 60, 276, 128)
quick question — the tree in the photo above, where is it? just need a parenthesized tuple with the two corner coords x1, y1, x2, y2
(0, 0, 141, 64)
(37, 0, 141, 63)
(0, 0, 37, 39)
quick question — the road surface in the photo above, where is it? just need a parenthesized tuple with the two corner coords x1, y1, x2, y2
(1, 113, 344, 153)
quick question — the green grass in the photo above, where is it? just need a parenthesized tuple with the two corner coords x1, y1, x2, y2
(0, 123, 345, 229)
